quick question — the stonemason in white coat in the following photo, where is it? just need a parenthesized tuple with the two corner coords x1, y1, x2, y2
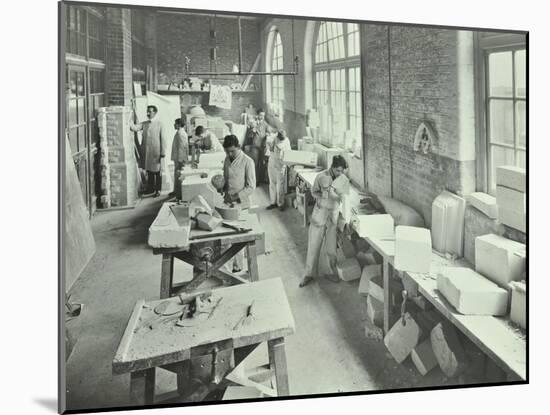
(266, 130, 292, 210)
(130, 105, 167, 195)
(300, 155, 349, 288)
(221, 134, 256, 273)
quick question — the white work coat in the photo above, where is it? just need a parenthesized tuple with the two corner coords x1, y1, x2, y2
(131, 117, 167, 172)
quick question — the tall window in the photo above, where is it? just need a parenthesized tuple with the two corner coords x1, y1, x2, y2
(479, 35, 526, 194)
(270, 30, 285, 120)
(314, 22, 361, 153)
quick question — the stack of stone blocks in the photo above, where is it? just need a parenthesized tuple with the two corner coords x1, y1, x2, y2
(97, 106, 138, 208)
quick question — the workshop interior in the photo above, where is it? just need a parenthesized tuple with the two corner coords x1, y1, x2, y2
(60, 1, 528, 413)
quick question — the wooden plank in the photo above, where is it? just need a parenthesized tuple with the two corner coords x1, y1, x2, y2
(64, 134, 95, 291)
(160, 254, 174, 299)
(382, 260, 391, 334)
(113, 279, 295, 374)
(129, 368, 156, 405)
(113, 300, 145, 366)
(246, 241, 259, 282)
(268, 337, 290, 396)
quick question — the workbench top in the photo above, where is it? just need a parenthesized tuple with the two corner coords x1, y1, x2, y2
(113, 278, 295, 375)
(352, 223, 526, 380)
(151, 202, 264, 254)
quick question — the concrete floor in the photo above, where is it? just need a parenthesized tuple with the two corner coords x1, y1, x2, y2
(66, 185, 482, 412)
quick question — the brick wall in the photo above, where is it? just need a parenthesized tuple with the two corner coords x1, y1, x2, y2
(156, 14, 262, 85)
(105, 8, 133, 106)
(97, 106, 139, 208)
(362, 24, 476, 226)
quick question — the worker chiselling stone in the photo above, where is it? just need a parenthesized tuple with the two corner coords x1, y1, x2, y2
(300, 155, 349, 288)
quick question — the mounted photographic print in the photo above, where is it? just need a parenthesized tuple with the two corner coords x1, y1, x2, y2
(59, 0, 528, 413)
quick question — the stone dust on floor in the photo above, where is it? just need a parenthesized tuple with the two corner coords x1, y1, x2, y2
(65, 185, 482, 412)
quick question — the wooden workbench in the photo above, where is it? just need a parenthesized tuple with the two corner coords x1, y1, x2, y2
(151, 203, 265, 298)
(352, 224, 526, 381)
(112, 278, 296, 404)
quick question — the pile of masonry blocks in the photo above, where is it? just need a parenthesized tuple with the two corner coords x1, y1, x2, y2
(496, 166, 526, 233)
(383, 302, 507, 381)
(97, 106, 139, 208)
(474, 233, 526, 328)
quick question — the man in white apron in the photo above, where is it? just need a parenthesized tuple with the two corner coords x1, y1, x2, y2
(266, 130, 292, 211)
(300, 155, 349, 287)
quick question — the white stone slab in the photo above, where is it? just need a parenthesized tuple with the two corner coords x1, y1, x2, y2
(368, 275, 384, 302)
(358, 265, 382, 296)
(475, 234, 526, 288)
(353, 214, 395, 239)
(281, 150, 318, 167)
(432, 191, 466, 257)
(336, 257, 362, 282)
(222, 386, 263, 400)
(366, 295, 384, 326)
(394, 226, 432, 273)
(496, 165, 526, 193)
(510, 281, 526, 329)
(498, 207, 526, 233)
(411, 338, 438, 376)
(430, 322, 469, 378)
(467, 192, 498, 219)
(437, 268, 508, 316)
(148, 203, 191, 248)
(496, 185, 526, 215)
(384, 312, 423, 364)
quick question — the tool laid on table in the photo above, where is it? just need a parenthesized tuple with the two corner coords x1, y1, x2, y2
(232, 300, 255, 330)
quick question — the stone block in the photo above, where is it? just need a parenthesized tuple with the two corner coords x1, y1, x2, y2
(196, 213, 223, 231)
(366, 294, 384, 326)
(496, 185, 525, 215)
(384, 312, 423, 364)
(475, 234, 526, 288)
(368, 275, 384, 302)
(496, 165, 526, 192)
(353, 214, 395, 239)
(394, 226, 432, 273)
(149, 203, 191, 248)
(430, 322, 469, 377)
(437, 267, 509, 316)
(336, 257, 362, 282)
(510, 281, 526, 329)
(411, 338, 438, 376)
(222, 386, 263, 400)
(467, 192, 498, 219)
(358, 264, 382, 296)
(281, 150, 318, 167)
(498, 207, 526, 233)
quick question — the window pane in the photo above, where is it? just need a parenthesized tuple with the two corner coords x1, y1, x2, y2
(490, 145, 515, 191)
(515, 50, 526, 98)
(76, 72, 85, 96)
(78, 125, 87, 150)
(68, 99, 77, 127)
(516, 101, 526, 148)
(68, 128, 78, 154)
(488, 51, 513, 97)
(489, 99, 514, 145)
(77, 98, 85, 124)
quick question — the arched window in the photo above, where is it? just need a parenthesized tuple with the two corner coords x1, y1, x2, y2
(314, 22, 361, 152)
(270, 30, 285, 119)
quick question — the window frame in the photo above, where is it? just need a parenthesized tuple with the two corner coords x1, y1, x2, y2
(475, 32, 527, 194)
(313, 21, 362, 152)
(270, 29, 285, 119)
